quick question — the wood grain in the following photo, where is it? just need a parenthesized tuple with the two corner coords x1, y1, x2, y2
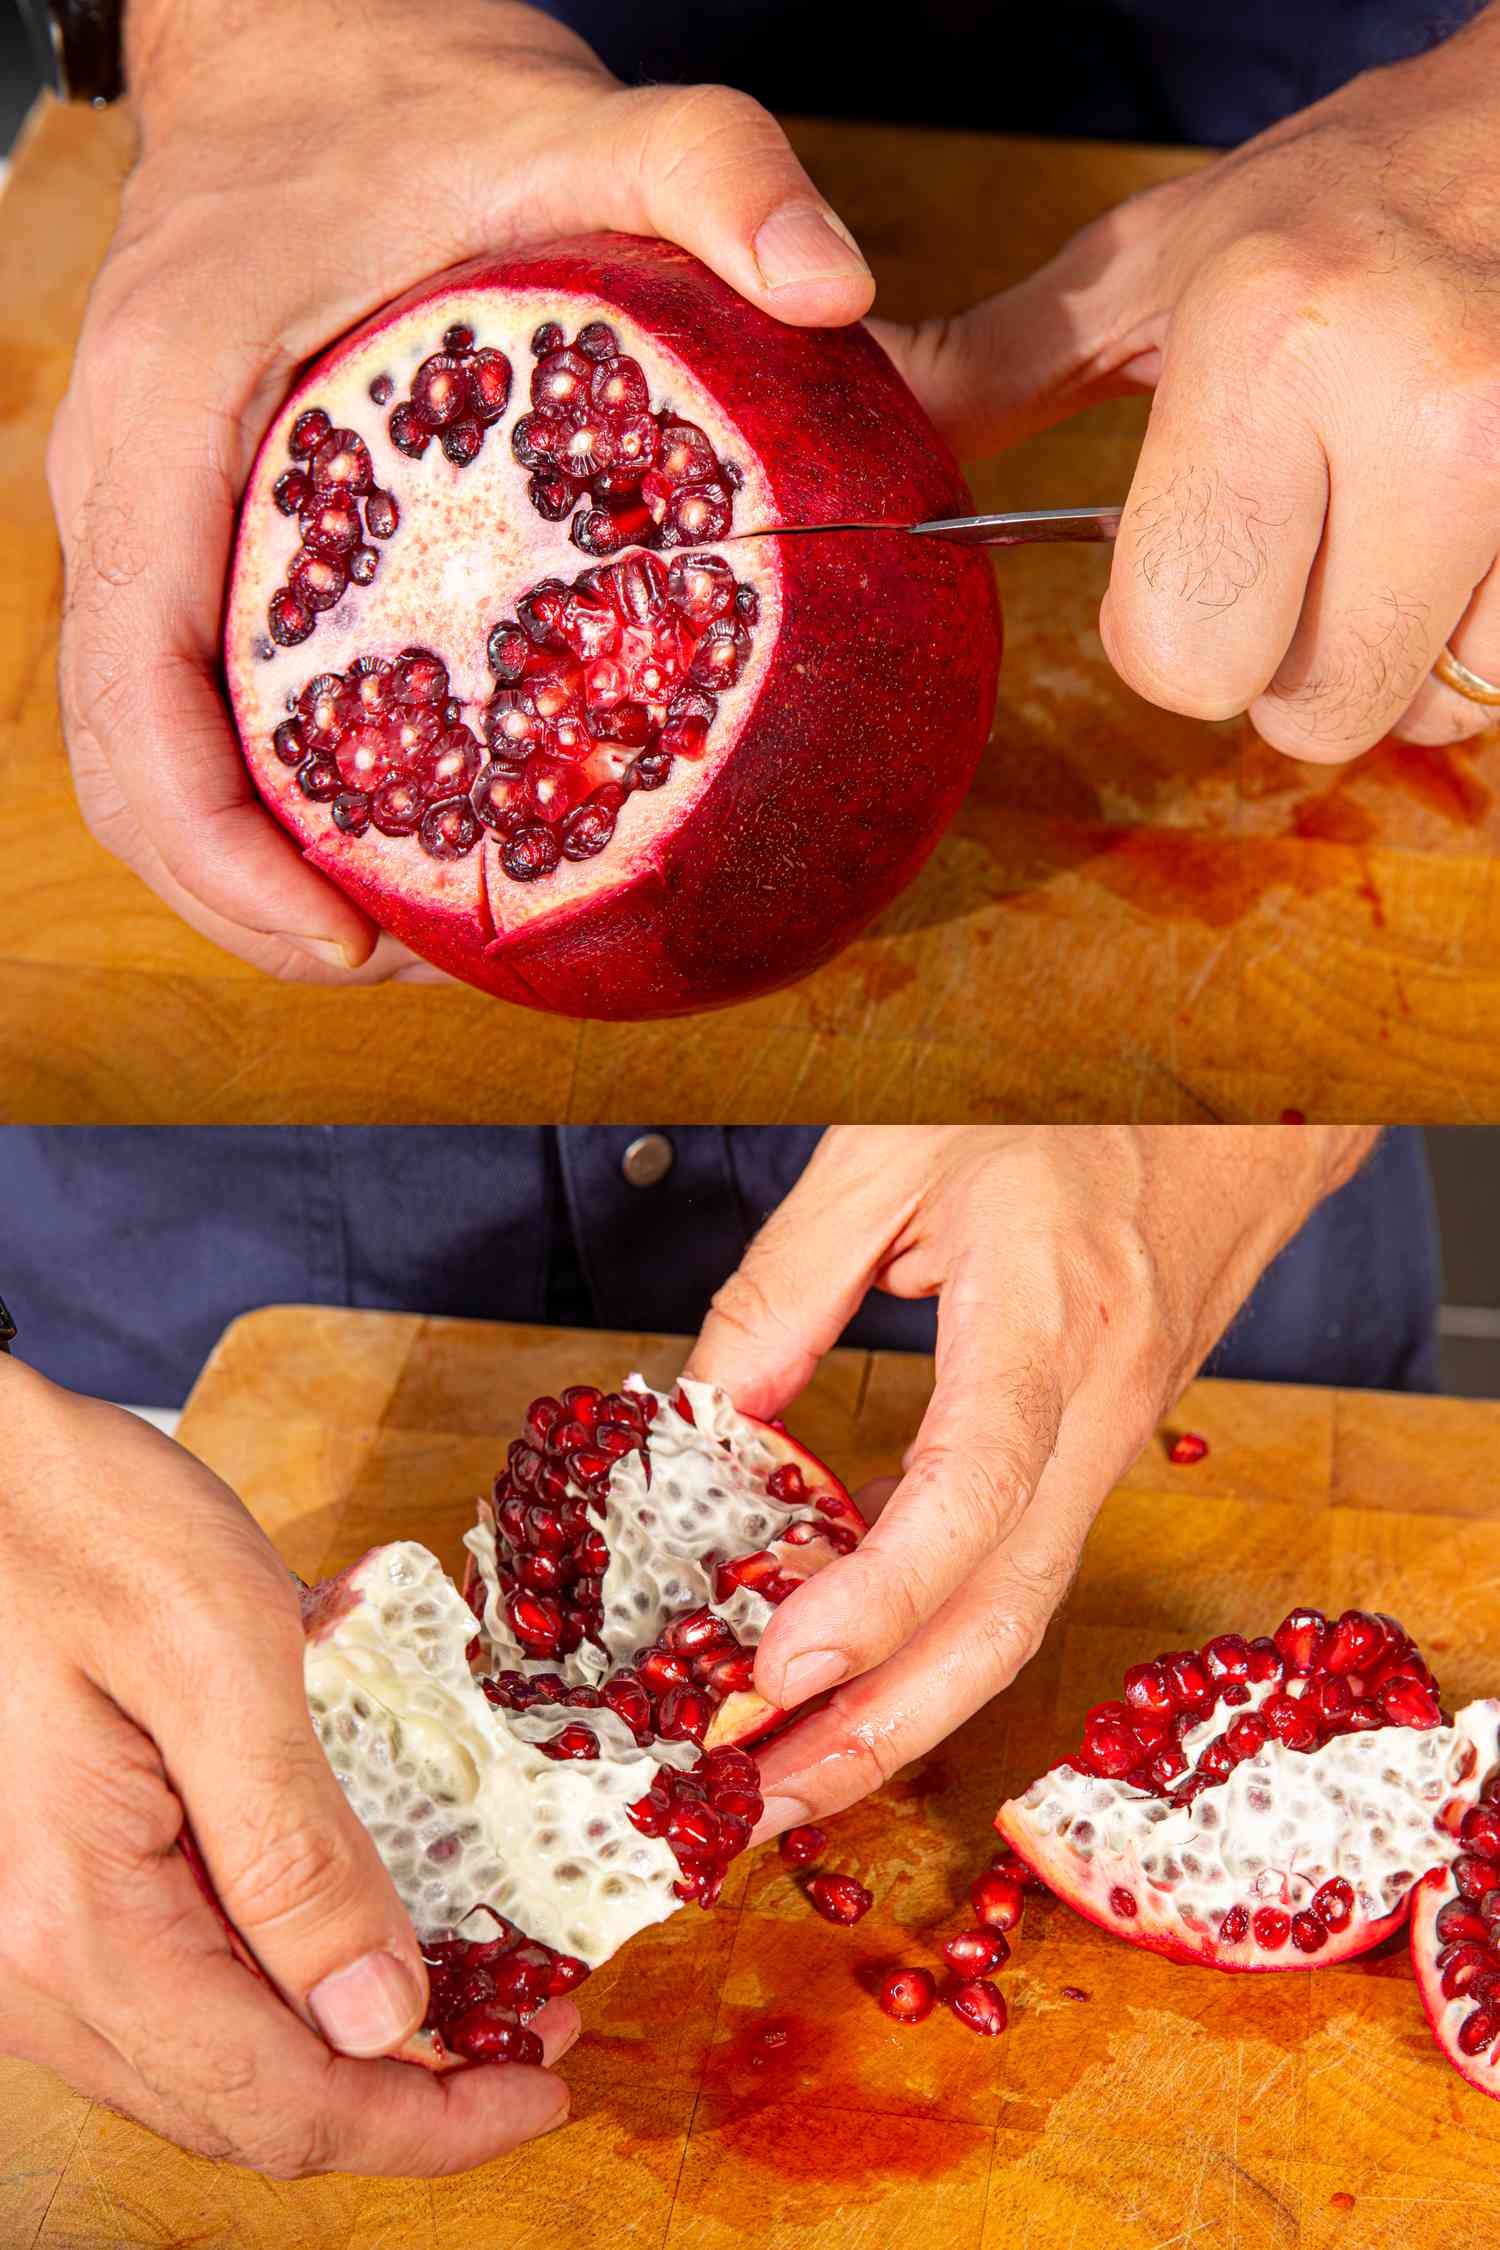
(6, 102, 1500, 1122)
(6, 1308, 1500, 2248)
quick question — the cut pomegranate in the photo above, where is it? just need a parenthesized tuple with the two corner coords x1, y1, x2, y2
(463, 1375, 867, 1753)
(226, 235, 1001, 1017)
(779, 1825, 827, 1866)
(998, 1608, 1460, 1970)
(878, 1968, 938, 2024)
(805, 1874, 873, 1925)
(1410, 1703, 1500, 2099)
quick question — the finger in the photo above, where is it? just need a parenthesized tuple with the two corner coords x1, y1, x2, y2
(1099, 279, 1328, 724)
(113, 1534, 432, 2061)
(1389, 552, 1500, 746)
(1248, 430, 1500, 764)
(683, 1133, 915, 1417)
(751, 1271, 1065, 1709)
(867, 194, 1166, 457)
(55, 393, 378, 969)
(751, 1482, 1089, 1835)
(569, 83, 874, 326)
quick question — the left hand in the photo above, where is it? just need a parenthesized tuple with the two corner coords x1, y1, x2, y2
(875, 14, 1500, 759)
(683, 1125, 1372, 1837)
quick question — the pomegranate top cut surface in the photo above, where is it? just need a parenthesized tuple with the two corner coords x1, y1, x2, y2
(1409, 1700, 1500, 2096)
(225, 235, 1001, 1018)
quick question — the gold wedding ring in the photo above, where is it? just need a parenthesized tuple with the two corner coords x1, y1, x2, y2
(1433, 643, 1500, 707)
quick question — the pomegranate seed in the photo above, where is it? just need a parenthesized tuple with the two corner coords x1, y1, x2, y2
(1379, 1674, 1441, 1729)
(1109, 1887, 1139, 1920)
(1311, 1877, 1355, 1931)
(805, 1874, 873, 1926)
(1168, 1432, 1208, 1464)
(1455, 1856, 1500, 1902)
(1457, 2008, 1500, 2059)
(948, 1980, 1007, 2036)
(1291, 1911, 1329, 1954)
(779, 1826, 826, 1866)
(1252, 1908, 1290, 1950)
(541, 1723, 600, 1760)
(289, 407, 331, 457)
(970, 1873, 1024, 1932)
(1220, 1905, 1251, 1945)
(944, 1927, 1009, 1976)
(1273, 1608, 1329, 1673)
(878, 1968, 937, 2025)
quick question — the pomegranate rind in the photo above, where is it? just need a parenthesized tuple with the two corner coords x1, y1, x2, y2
(1409, 1700, 1500, 2097)
(462, 1373, 864, 1750)
(226, 235, 1000, 1018)
(998, 1714, 1475, 1973)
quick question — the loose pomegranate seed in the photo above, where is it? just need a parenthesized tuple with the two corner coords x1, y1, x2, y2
(805, 1874, 873, 1926)
(878, 1968, 937, 2024)
(943, 1927, 1010, 1977)
(1168, 1432, 1209, 1464)
(948, 1979, 1008, 2036)
(780, 1826, 826, 1866)
(970, 1872, 1024, 1932)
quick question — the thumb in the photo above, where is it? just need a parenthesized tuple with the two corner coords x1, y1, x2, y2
(869, 192, 1168, 459)
(554, 82, 875, 327)
(683, 1144, 896, 1416)
(137, 1567, 429, 2061)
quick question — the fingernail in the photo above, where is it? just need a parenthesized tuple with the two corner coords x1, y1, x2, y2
(309, 1951, 422, 2057)
(778, 1649, 849, 1704)
(753, 1793, 814, 1846)
(291, 935, 363, 973)
(752, 202, 872, 295)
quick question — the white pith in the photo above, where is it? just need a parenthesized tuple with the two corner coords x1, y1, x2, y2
(1004, 1693, 1496, 1965)
(1411, 1701, 1500, 2084)
(225, 284, 783, 934)
(464, 1374, 851, 1701)
(304, 1540, 699, 1964)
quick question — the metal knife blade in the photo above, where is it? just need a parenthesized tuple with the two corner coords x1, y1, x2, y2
(729, 505, 1123, 548)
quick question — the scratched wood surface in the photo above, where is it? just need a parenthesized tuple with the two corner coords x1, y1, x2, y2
(6, 101, 1500, 1123)
(5, 1309, 1500, 2248)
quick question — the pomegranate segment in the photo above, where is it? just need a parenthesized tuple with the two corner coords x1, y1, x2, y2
(1410, 1702, 1500, 2099)
(999, 1608, 1463, 1971)
(464, 1375, 867, 1754)
(226, 235, 1002, 1017)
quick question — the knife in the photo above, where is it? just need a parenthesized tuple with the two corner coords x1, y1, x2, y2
(730, 504, 1123, 549)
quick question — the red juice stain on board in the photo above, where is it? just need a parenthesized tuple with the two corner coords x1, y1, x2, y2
(1087, 826, 1340, 929)
(1366, 738, 1493, 828)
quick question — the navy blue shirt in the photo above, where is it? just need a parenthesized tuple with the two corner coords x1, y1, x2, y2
(533, 0, 1484, 147)
(1, 1128, 1438, 1407)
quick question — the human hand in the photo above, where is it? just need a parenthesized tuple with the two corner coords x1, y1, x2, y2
(0, 1357, 577, 2175)
(875, 14, 1500, 759)
(46, 0, 871, 982)
(684, 1125, 1373, 1834)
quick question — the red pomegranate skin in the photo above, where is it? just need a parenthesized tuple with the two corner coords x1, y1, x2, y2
(228, 235, 1001, 1019)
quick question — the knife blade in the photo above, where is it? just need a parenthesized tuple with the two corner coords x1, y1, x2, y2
(729, 504, 1123, 548)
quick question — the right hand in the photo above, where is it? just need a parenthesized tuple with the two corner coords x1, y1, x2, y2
(46, 0, 872, 984)
(0, 1356, 577, 2176)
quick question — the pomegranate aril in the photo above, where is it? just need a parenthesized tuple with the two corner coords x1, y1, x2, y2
(879, 1968, 938, 2025)
(806, 1874, 873, 1925)
(268, 589, 314, 645)
(1457, 2009, 1500, 2059)
(1312, 1877, 1355, 1931)
(289, 407, 332, 457)
(576, 320, 619, 360)
(297, 754, 341, 800)
(389, 402, 432, 456)
(970, 1872, 1024, 1932)
(445, 2008, 544, 2066)
(943, 1927, 1009, 1977)
(1252, 1908, 1290, 1950)
(442, 420, 484, 466)
(1461, 1807, 1500, 1862)
(1220, 1905, 1251, 1945)
(273, 469, 309, 515)
(364, 488, 398, 539)
(530, 320, 564, 357)
(420, 798, 480, 860)
(467, 349, 513, 422)
(1290, 1911, 1329, 1954)
(272, 719, 305, 766)
(1273, 1608, 1328, 1674)
(1380, 1674, 1442, 1729)
(948, 1979, 1007, 2036)
(1110, 1887, 1139, 1920)
(1167, 1431, 1209, 1464)
(331, 790, 370, 835)
(371, 778, 424, 835)
(779, 1826, 826, 1866)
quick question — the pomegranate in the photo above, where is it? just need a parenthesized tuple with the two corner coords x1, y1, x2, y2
(998, 1608, 1457, 1970)
(1409, 1703, 1500, 2098)
(224, 235, 1000, 1017)
(463, 1375, 866, 1753)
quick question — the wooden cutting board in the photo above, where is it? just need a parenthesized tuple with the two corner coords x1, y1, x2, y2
(7, 101, 1500, 1124)
(5, 1307, 1500, 2249)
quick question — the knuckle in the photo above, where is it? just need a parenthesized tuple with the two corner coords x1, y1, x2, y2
(643, 80, 786, 184)
(1100, 592, 1255, 723)
(216, 1785, 359, 1935)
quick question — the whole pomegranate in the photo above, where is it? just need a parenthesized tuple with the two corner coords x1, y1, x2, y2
(223, 235, 1002, 1017)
